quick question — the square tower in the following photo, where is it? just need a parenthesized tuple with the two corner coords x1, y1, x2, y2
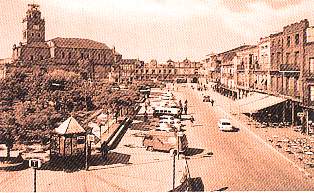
(22, 4, 45, 44)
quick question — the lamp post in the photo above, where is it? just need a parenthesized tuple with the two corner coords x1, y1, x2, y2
(172, 149, 177, 190)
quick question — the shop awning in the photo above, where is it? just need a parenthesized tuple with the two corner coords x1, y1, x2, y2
(237, 92, 269, 107)
(239, 95, 287, 114)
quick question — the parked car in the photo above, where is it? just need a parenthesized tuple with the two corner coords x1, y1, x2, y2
(159, 116, 182, 130)
(218, 118, 233, 131)
(143, 130, 188, 154)
(203, 95, 211, 102)
(153, 106, 180, 118)
(155, 123, 177, 132)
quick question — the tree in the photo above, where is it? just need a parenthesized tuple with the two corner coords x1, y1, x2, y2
(0, 111, 17, 160)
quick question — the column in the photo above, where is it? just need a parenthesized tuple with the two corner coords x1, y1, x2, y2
(291, 102, 295, 126)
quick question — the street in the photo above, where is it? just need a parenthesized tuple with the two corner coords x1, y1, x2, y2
(173, 84, 314, 191)
(1, 84, 314, 192)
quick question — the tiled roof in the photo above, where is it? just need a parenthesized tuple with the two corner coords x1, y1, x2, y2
(26, 42, 49, 48)
(55, 116, 86, 135)
(50, 37, 110, 50)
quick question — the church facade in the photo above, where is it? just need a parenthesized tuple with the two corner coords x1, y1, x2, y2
(11, 4, 120, 79)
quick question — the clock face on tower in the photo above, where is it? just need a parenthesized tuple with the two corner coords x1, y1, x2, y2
(33, 25, 39, 30)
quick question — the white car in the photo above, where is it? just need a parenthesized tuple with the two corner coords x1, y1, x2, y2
(218, 118, 233, 131)
(160, 115, 175, 121)
(159, 117, 182, 130)
(155, 123, 177, 132)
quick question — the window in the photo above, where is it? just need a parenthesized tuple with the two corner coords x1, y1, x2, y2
(98, 53, 101, 60)
(81, 53, 84, 59)
(277, 52, 281, 64)
(31, 33, 34, 37)
(159, 70, 161, 73)
(295, 34, 300, 45)
(169, 70, 172, 73)
(61, 52, 65, 59)
(33, 25, 39, 30)
(39, 55, 43, 60)
(286, 53, 290, 64)
(310, 58, 314, 73)
(294, 51, 299, 65)
(68, 52, 71, 59)
(152, 70, 155, 74)
(37, 33, 41, 38)
(30, 55, 34, 60)
(287, 36, 291, 47)
(77, 136, 85, 144)
(164, 69, 167, 73)
(310, 86, 314, 101)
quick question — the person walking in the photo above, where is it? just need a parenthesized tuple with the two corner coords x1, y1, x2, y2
(184, 104, 188, 115)
(190, 115, 195, 123)
(210, 99, 214, 106)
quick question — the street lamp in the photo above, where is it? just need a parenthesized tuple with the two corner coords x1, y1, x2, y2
(172, 149, 177, 190)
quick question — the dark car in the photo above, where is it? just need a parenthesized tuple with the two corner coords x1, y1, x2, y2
(203, 95, 211, 102)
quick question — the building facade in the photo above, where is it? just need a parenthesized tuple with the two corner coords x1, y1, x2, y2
(10, 4, 120, 80)
(131, 58, 202, 83)
(203, 19, 314, 133)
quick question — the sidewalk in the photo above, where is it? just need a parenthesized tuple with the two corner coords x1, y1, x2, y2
(194, 85, 314, 177)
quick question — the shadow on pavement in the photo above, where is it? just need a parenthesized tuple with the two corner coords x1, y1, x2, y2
(40, 155, 86, 172)
(214, 186, 229, 191)
(130, 122, 152, 131)
(222, 127, 240, 132)
(170, 177, 205, 192)
(39, 152, 131, 172)
(184, 148, 204, 156)
(0, 160, 29, 171)
(90, 152, 131, 166)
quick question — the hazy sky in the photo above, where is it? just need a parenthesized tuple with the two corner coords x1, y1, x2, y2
(1, 0, 314, 62)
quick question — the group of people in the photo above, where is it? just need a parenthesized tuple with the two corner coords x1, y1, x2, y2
(179, 99, 188, 115)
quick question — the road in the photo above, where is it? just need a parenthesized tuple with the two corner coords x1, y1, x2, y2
(173, 84, 314, 191)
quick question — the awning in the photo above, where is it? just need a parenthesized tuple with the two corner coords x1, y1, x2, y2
(55, 116, 86, 135)
(239, 95, 287, 114)
(237, 92, 269, 107)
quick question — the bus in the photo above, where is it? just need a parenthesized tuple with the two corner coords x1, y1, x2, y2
(176, 77, 187, 83)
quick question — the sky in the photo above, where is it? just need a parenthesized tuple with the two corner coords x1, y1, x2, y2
(1, 0, 314, 63)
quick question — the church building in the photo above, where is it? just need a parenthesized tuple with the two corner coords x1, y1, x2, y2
(12, 4, 121, 79)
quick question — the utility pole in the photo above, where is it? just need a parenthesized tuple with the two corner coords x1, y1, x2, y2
(34, 168, 37, 192)
(172, 150, 176, 190)
(85, 137, 89, 171)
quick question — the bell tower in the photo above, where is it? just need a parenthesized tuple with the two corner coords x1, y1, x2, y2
(22, 4, 45, 44)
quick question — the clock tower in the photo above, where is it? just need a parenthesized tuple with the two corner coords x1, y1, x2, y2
(22, 4, 45, 44)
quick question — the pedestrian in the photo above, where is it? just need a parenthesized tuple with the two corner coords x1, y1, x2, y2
(180, 107, 183, 117)
(190, 115, 195, 123)
(144, 111, 148, 122)
(211, 99, 214, 106)
(184, 105, 188, 115)
(185, 99, 188, 105)
(179, 100, 182, 108)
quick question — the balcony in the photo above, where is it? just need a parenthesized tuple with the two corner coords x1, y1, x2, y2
(279, 63, 300, 72)
(237, 65, 245, 71)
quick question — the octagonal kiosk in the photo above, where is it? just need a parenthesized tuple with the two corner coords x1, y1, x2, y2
(50, 117, 87, 162)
